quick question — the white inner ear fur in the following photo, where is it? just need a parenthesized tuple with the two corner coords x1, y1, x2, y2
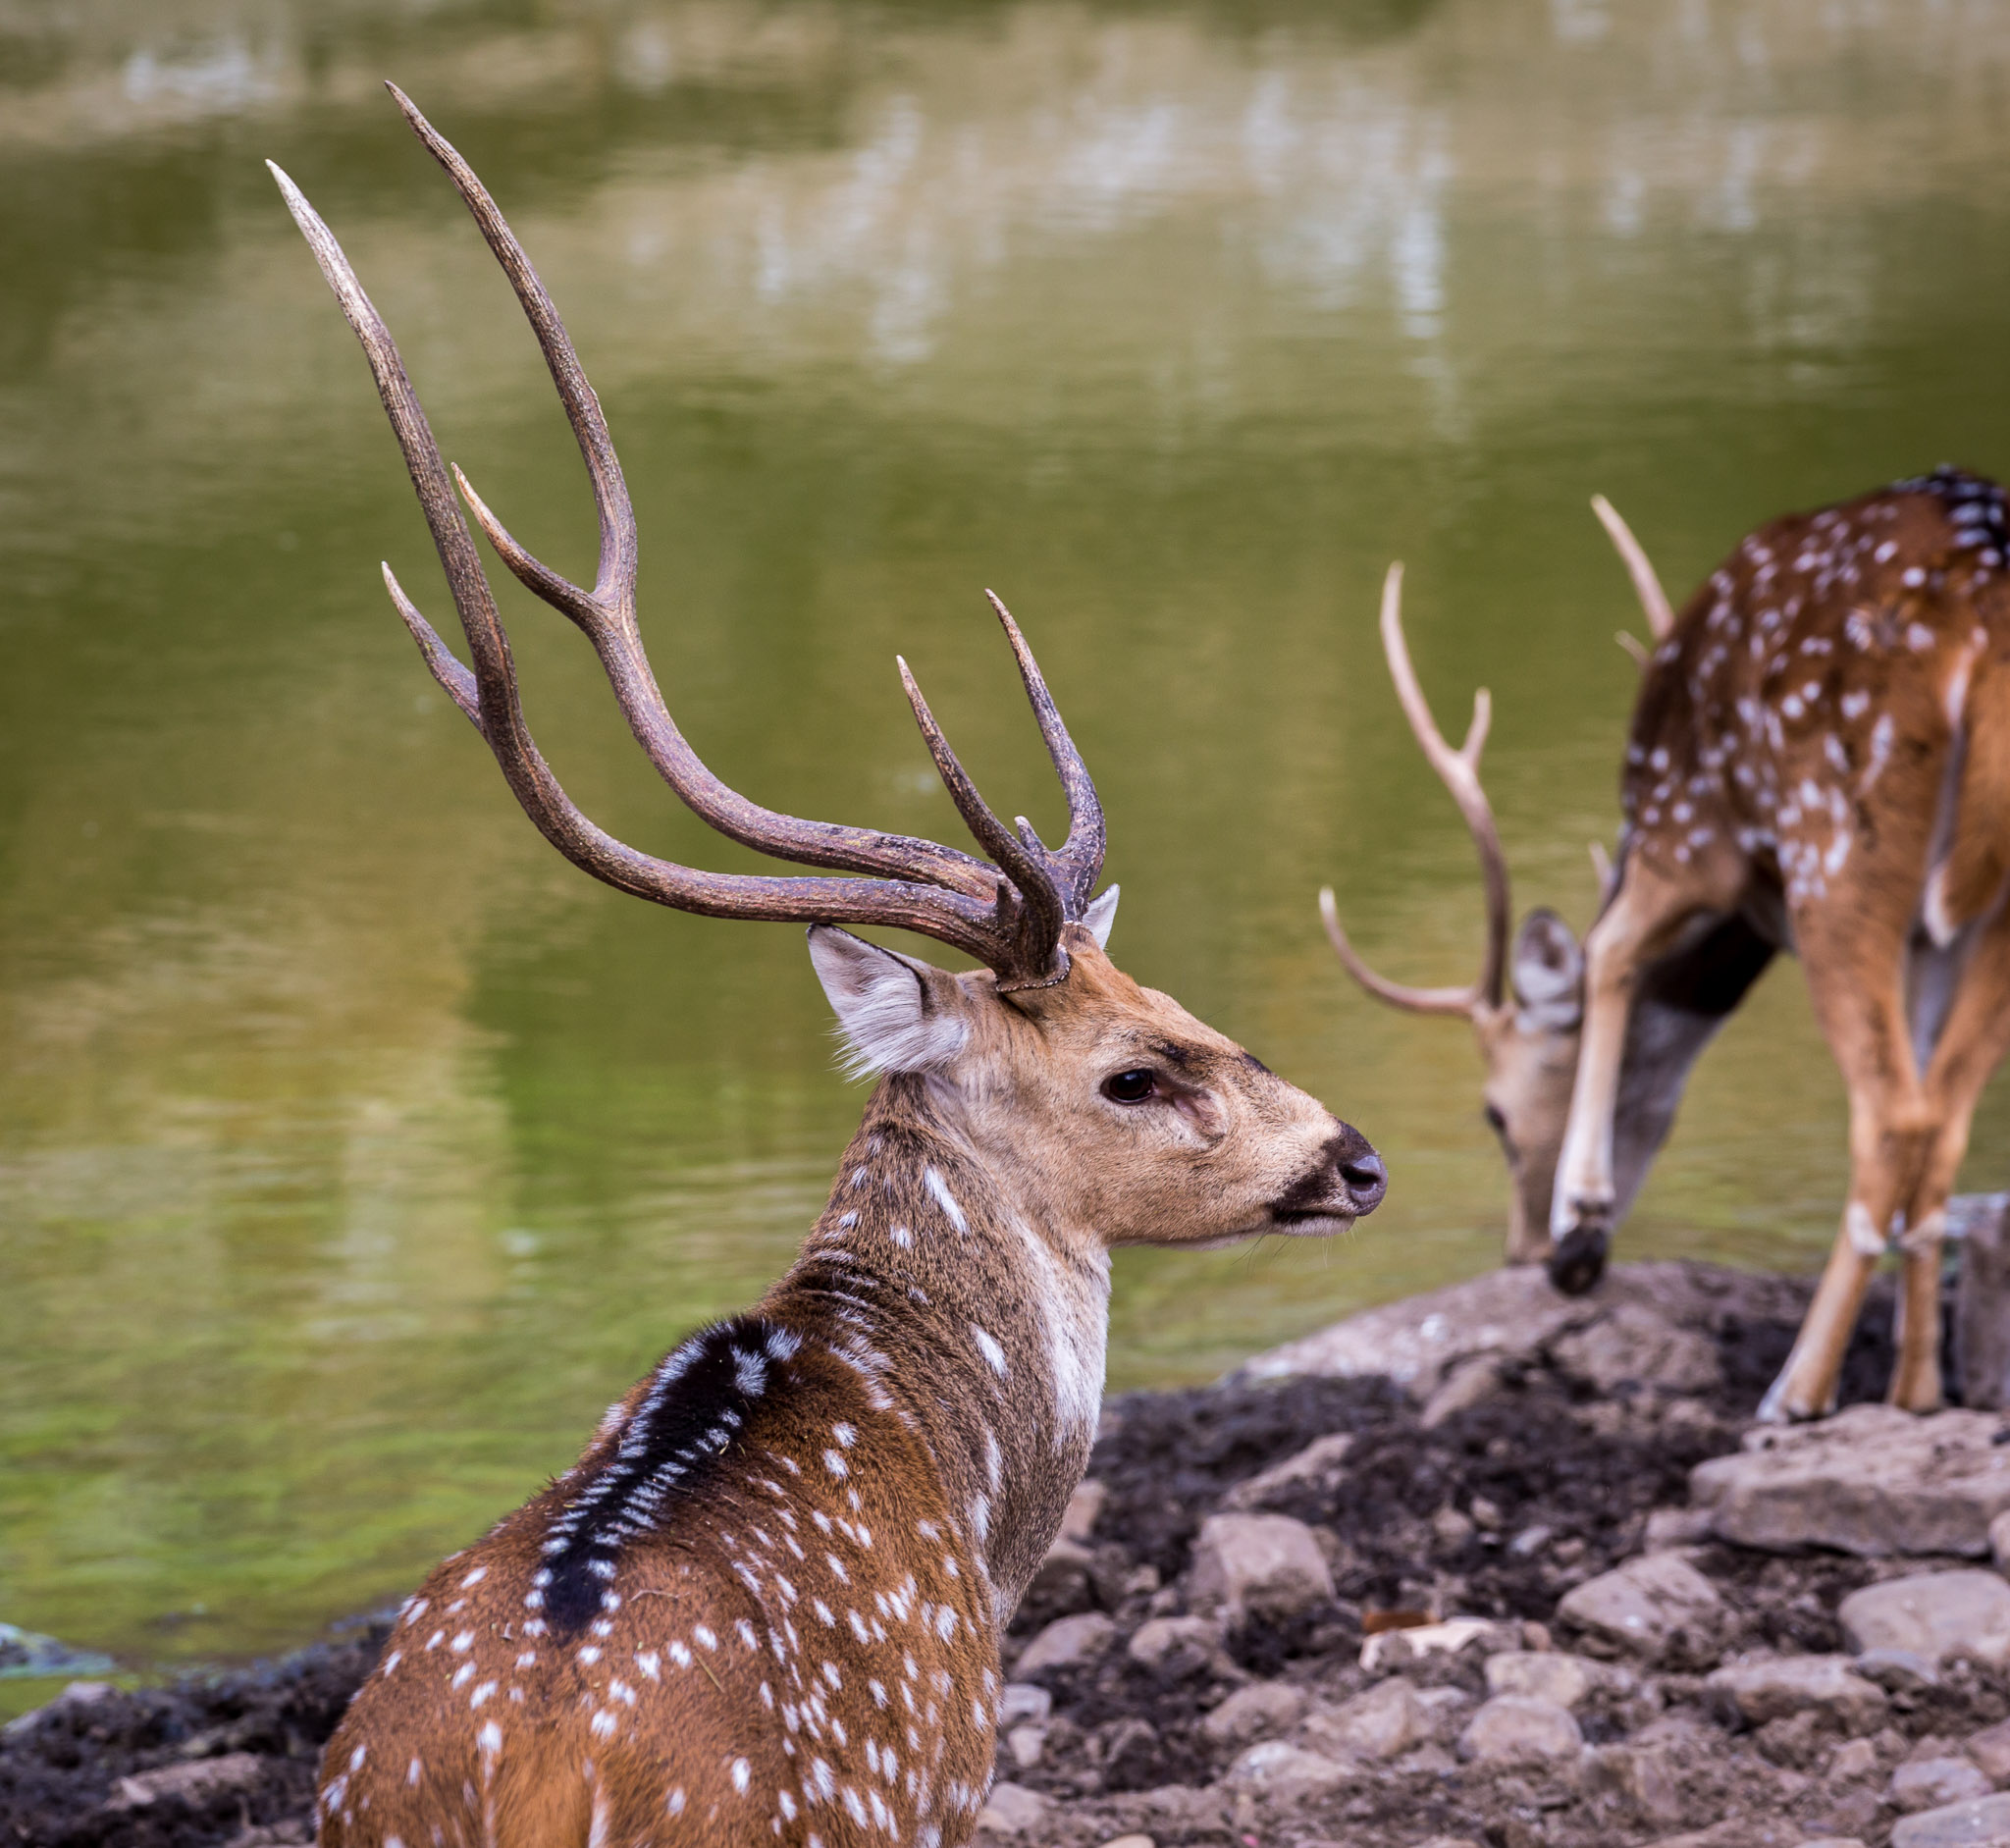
(1082, 884, 1120, 950)
(807, 926, 970, 1079)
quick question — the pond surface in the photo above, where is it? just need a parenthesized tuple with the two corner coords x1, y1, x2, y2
(5, 0, 2010, 1674)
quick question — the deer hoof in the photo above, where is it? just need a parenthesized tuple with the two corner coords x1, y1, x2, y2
(1546, 1225, 1608, 1296)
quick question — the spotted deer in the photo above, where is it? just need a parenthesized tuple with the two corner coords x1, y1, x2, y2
(1323, 472, 2010, 1421)
(274, 88, 1385, 1848)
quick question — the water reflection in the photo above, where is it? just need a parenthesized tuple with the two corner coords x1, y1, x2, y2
(3, 0, 2009, 1667)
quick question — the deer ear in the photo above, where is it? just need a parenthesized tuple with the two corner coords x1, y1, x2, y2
(1510, 909, 1584, 1031)
(807, 926, 971, 1079)
(1082, 884, 1120, 950)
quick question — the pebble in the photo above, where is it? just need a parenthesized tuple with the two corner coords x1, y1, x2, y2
(1893, 1759, 1996, 1813)
(1485, 1648, 1629, 1710)
(1556, 1550, 1725, 1661)
(1225, 1740, 1352, 1796)
(1892, 1792, 2010, 1847)
(1839, 1571, 2010, 1667)
(977, 1781, 1050, 1836)
(1706, 1653, 1888, 1732)
(1126, 1614, 1217, 1676)
(1015, 1611, 1118, 1676)
(1455, 1693, 1584, 1767)
(1304, 1675, 1445, 1761)
(1969, 1716, 2010, 1783)
(998, 1682, 1051, 1728)
(1201, 1679, 1307, 1747)
(1188, 1512, 1335, 1621)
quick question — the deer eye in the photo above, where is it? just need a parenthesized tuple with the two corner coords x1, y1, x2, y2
(1101, 1069, 1159, 1104)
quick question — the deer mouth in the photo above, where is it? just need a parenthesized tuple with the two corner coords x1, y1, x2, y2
(1268, 1129, 1387, 1231)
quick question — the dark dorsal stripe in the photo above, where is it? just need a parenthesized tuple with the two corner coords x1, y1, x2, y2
(538, 1318, 799, 1635)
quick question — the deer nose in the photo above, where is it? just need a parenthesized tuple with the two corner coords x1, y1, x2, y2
(1336, 1135, 1387, 1215)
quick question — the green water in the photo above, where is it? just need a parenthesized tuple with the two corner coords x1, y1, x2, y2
(4, 0, 2010, 1678)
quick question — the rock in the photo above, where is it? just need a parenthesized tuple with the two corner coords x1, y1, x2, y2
(1100, 1717, 1160, 1786)
(1202, 1680, 1306, 1747)
(1224, 1740, 1351, 1796)
(1455, 1694, 1584, 1767)
(1954, 1195, 2010, 1409)
(1239, 1258, 1806, 1398)
(1895, 1761, 1998, 1813)
(1706, 1655, 1888, 1733)
(1098, 1837, 1155, 1848)
(1485, 1649, 1630, 1710)
(1828, 1738, 1881, 1781)
(1858, 1649, 1941, 1693)
(1589, 1742, 1685, 1822)
(1127, 1616, 1218, 1677)
(1556, 1552, 1724, 1662)
(1221, 1433, 1354, 1510)
(1004, 1724, 1045, 1770)
(1026, 1536, 1096, 1612)
(1015, 1611, 1118, 1676)
(1645, 1506, 1718, 1549)
(108, 1754, 266, 1809)
(1359, 1616, 1519, 1672)
(1968, 1717, 2010, 1782)
(1552, 1301, 1720, 1394)
(1892, 1793, 2010, 1847)
(1839, 1572, 2010, 1667)
(1421, 1357, 1505, 1429)
(1992, 1510, 2010, 1572)
(1060, 1479, 1106, 1544)
(999, 1682, 1051, 1728)
(1305, 1676, 1447, 1761)
(0, 1624, 116, 1680)
(978, 1782, 1050, 1835)
(1188, 1513, 1334, 1622)
(1689, 1407, 2010, 1557)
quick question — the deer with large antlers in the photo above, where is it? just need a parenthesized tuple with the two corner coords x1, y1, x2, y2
(276, 89, 1385, 1848)
(1325, 473, 2010, 1420)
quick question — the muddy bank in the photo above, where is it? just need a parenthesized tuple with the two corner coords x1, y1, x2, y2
(0, 1259, 1976, 1848)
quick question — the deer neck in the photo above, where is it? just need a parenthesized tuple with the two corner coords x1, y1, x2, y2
(760, 1073, 1110, 1624)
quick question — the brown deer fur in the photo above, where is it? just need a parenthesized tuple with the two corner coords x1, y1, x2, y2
(1327, 469, 2010, 1421)
(281, 90, 1385, 1848)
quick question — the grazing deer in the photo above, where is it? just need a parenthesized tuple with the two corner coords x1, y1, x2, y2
(275, 87, 1384, 1848)
(1323, 472, 2010, 1420)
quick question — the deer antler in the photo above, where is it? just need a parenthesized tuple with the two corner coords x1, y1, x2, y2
(271, 85, 1102, 986)
(1591, 494, 1674, 646)
(1319, 563, 1510, 1018)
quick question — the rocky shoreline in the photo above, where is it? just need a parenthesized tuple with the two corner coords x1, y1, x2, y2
(12, 1258, 2010, 1848)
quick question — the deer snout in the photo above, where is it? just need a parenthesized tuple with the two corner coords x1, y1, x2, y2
(1271, 1122, 1387, 1225)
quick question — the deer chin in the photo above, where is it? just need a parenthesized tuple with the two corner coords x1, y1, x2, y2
(1265, 1206, 1358, 1240)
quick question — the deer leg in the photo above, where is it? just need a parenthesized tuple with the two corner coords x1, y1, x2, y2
(1759, 916, 1929, 1421)
(1889, 908, 2010, 1408)
(1548, 858, 1716, 1294)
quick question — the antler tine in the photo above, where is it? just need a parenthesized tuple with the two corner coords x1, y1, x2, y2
(387, 85, 996, 904)
(984, 591, 1107, 912)
(269, 145, 1058, 976)
(1319, 889, 1483, 1019)
(897, 656, 1067, 975)
(1591, 494, 1674, 644)
(1374, 562, 1512, 1011)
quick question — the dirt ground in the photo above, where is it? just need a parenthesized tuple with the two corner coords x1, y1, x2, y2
(0, 1264, 1976, 1848)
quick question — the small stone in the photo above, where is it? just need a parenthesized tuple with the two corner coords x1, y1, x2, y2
(1225, 1740, 1351, 1796)
(1556, 1551, 1724, 1662)
(1991, 1509, 2010, 1572)
(1892, 1792, 2010, 1847)
(1098, 1837, 1155, 1848)
(978, 1782, 1050, 1836)
(107, 1754, 265, 1810)
(1305, 1676, 1443, 1760)
(1421, 1356, 1505, 1428)
(1552, 1301, 1720, 1394)
(1202, 1680, 1307, 1747)
(1644, 1505, 1718, 1549)
(1221, 1433, 1354, 1510)
(1006, 1724, 1045, 1770)
(1859, 1649, 1941, 1693)
(1026, 1536, 1096, 1612)
(1486, 1650, 1629, 1710)
(1828, 1738, 1880, 1781)
(1590, 1742, 1684, 1823)
(1455, 1694, 1584, 1767)
(1127, 1615, 1218, 1677)
(1706, 1655, 1888, 1733)
(1188, 1513, 1334, 1622)
(1015, 1611, 1118, 1676)
(1967, 1716, 2010, 1783)
(1839, 1572, 2010, 1667)
(1061, 1479, 1106, 1544)
(999, 1683, 1051, 1728)
(1894, 1760, 1996, 1813)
